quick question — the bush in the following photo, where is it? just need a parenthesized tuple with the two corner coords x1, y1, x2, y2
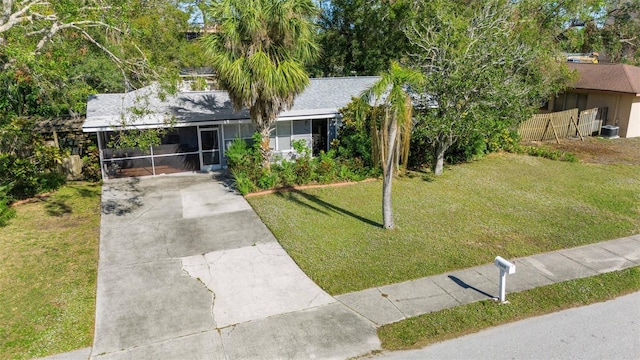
(231, 170, 255, 195)
(0, 154, 66, 201)
(258, 170, 278, 189)
(225, 130, 377, 194)
(82, 145, 102, 182)
(0, 185, 15, 227)
(0, 117, 66, 200)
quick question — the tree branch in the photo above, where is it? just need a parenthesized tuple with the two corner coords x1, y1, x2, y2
(0, 0, 49, 33)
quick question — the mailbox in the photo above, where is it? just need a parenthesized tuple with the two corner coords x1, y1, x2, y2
(494, 256, 516, 303)
(495, 256, 516, 274)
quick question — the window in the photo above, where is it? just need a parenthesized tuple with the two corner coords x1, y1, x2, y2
(277, 122, 291, 151)
(223, 123, 255, 149)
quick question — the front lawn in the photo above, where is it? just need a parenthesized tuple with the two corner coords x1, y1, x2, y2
(248, 153, 640, 295)
(0, 182, 101, 359)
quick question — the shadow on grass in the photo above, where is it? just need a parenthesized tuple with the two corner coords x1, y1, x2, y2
(73, 185, 101, 198)
(101, 178, 144, 216)
(275, 189, 382, 228)
(46, 196, 73, 217)
(448, 275, 495, 299)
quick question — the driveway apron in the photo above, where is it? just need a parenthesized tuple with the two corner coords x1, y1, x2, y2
(92, 174, 380, 360)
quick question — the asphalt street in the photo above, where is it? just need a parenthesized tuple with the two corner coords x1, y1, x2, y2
(376, 291, 640, 360)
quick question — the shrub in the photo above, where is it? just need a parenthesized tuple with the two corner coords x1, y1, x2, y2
(231, 170, 255, 195)
(258, 170, 278, 189)
(0, 117, 66, 200)
(225, 130, 377, 194)
(226, 135, 262, 183)
(0, 154, 65, 201)
(275, 160, 297, 187)
(315, 150, 338, 184)
(82, 145, 102, 182)
(0, 185, 15, 227)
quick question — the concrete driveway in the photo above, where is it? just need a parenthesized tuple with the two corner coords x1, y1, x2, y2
(93, 174, 379, 359)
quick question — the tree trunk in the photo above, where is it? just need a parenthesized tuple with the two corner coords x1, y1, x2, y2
(382, 115, 397, 230)
(434, 146, 445, 175)
(257, 124, 272, 171)
(433, 135, 452, 176)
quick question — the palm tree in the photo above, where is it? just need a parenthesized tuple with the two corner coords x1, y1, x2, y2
(361, 62, 424, 229)
(200, 0, 319, 169)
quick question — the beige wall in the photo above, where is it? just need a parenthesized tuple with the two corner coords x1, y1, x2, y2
(584, 93, 619, 124)
(626, 98, 640, 138)
(615, 96, 633, 137)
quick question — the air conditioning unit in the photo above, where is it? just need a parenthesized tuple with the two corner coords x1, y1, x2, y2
(601, 125, 619, 138)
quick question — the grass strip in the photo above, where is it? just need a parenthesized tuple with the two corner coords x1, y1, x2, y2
(378, 266, 640, 350)
(0, 182, 101, 360)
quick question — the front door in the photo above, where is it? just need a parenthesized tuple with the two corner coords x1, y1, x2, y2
(198, 127, 221, 171)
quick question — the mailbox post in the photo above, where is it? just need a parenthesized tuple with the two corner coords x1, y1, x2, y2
(494, 256, 516, 303)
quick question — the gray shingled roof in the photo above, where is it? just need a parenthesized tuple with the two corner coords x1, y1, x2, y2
(568, 63, 640, 95)
(83, 76, 379, 132)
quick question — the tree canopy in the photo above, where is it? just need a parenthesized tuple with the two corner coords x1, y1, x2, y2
(312, 0, 414, 76)
(200, 0, 319, 167)
(0, 0, 203, 120)
(407, 0, 573, 175)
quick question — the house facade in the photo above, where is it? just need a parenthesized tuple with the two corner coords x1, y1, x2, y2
(83, 77, 378, 179)
(549, 63, 640, 138)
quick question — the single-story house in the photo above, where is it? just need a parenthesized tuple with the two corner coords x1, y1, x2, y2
(82, 77, 379, 179)
(549, 63, 640, 138)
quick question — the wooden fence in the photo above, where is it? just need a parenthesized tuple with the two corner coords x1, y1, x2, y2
(518, 108, 601, 142)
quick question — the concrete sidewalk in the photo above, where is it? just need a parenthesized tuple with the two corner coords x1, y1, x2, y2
(40, 173, 639, 360)
(337, 235, 640, 327)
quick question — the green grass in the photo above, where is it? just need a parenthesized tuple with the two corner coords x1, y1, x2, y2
(378, 266, 640, 350)
(0, 182, 101, 359)
(248, 153, 640, 295)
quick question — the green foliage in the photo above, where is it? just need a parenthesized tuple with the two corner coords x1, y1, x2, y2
(332, 100, 376, 168)
(0, 118, 66, 200)
(231, 170, 256, 195)
(82, 145, 102, 182)
(313, 0, 415, 76)
(520, 0, 639, 65)
(0, 154, 66, 201)
(0, 1, 197, 120)
(407, 0, 573, 174)
(513, 146, 579, 162)
(0, 185, 16, 227)
(225, 131, 374, 194)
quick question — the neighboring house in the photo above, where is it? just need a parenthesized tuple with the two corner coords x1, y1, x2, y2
(549, 63, 640, 138)
(82, 77, 379, 179)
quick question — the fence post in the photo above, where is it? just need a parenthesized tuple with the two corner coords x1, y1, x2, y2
(571, 116, 584, 141)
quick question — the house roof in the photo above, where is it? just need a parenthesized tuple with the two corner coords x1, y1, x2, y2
(82, 76, 379, 132)
(567, 63, 640, 95)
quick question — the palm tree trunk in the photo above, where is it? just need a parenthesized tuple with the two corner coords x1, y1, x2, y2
(256, 123, 272, 171)
(383, 115, 397, 230)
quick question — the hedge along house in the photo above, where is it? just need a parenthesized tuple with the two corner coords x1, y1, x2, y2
(83, 77, 379, 179)
(549, 63, 640, 138)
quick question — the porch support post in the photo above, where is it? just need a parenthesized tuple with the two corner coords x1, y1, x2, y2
(150, 145, 156, 176)
(96, 131, 106, 180)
